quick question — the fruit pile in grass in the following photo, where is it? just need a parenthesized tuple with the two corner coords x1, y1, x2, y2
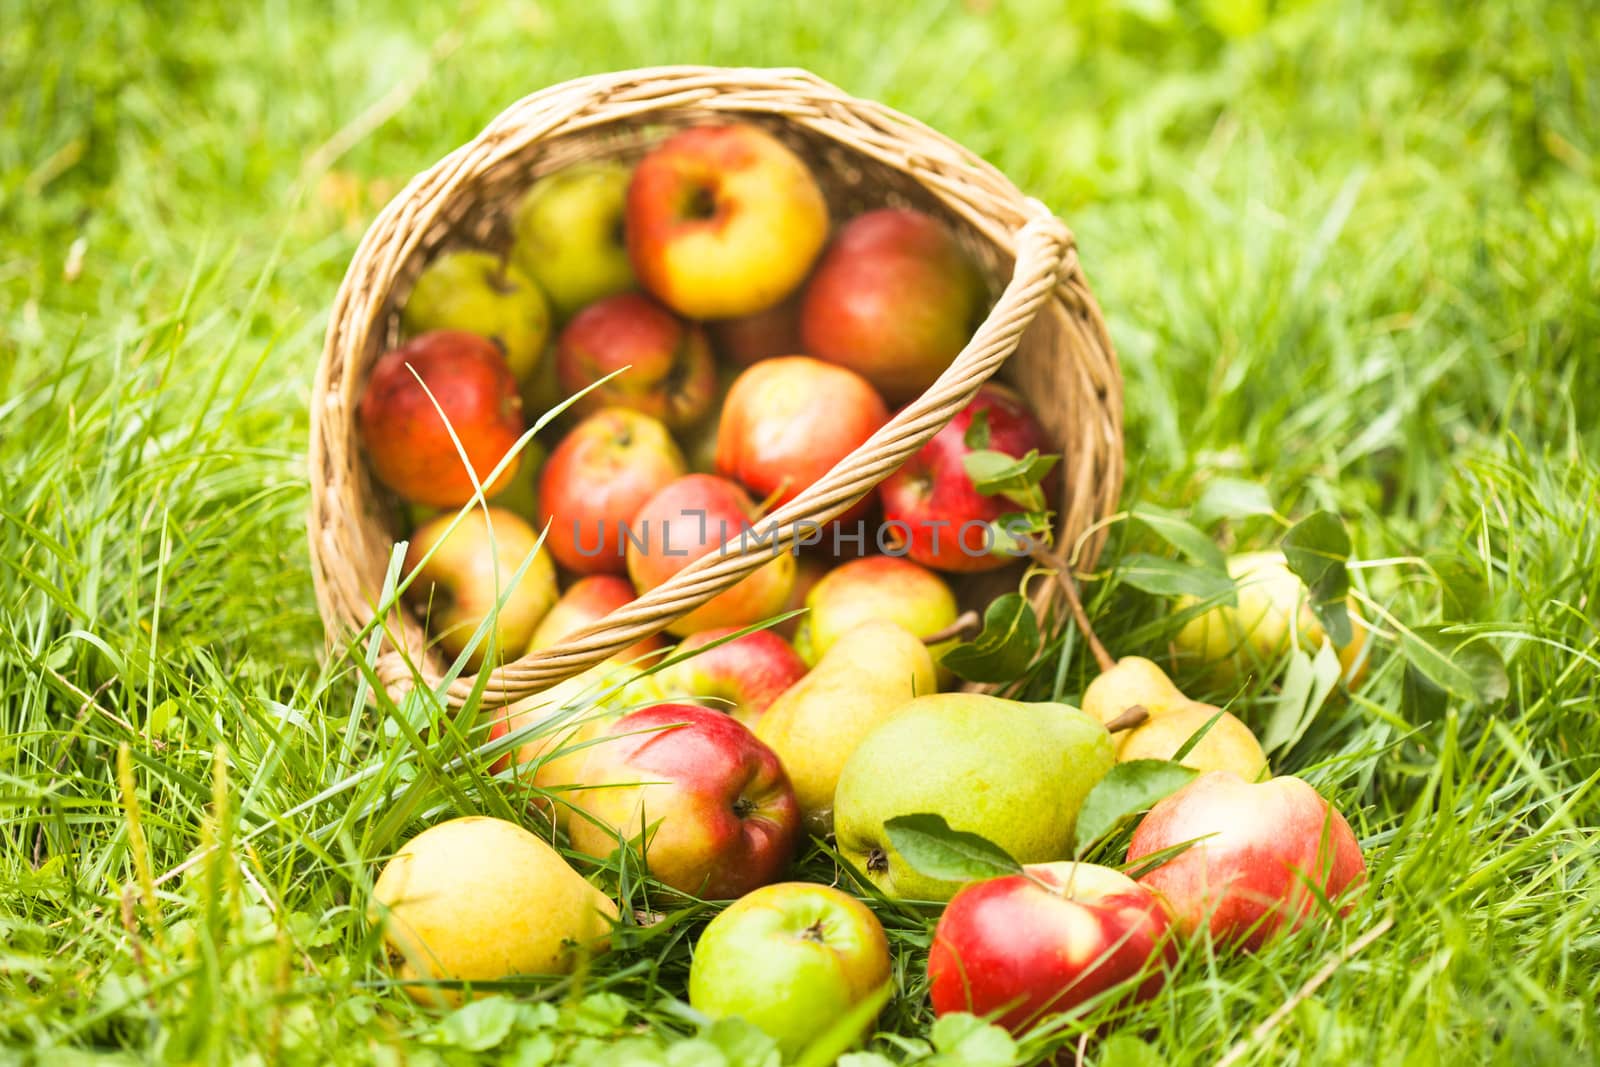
(357, 120, 1376, 1055)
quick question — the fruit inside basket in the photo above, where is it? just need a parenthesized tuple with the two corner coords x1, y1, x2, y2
(309, 70, 1122, 706)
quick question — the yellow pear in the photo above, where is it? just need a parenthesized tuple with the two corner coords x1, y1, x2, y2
(370, 816, 615, 1007)
(490, 659, 663, 827)
(1173, 551, 1370, 690)
(756, 621, 936, 836)
(1081, 656, 1266, 781)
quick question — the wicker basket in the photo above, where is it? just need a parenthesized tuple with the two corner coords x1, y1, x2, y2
(308, 65, 1123, 709)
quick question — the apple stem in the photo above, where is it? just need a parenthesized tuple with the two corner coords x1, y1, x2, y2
(921, 610, 981, 647)
(1032, 546, 1117, 673)
(750, 479, 792, 521)
(1103, 705, 1150, 734)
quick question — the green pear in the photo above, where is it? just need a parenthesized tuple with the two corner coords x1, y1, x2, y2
(401, 251, 551, 382)
(511, 163, 636, 318)
(833, 694, 1115, 901)
(1081, 656, 1266, 781)
(756, 621, 937, 836)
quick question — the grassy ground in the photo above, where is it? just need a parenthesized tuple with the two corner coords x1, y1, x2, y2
(3, 0, 1598, 1063)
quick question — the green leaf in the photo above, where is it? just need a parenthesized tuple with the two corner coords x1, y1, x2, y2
(1097, 1033, 1166, 1067)
(1260, 643, 1343, 755)
(964, 408, 991, 450)
(1401, 662, 1449, 723)
(702, 1019, 781, 1067)
(1131, 503, 1228, 571)
(837, 1055, 898, 1067)
(509, 1033, 558, 1067)
(1116, 554, 1237, 600)
(940, 594, 1041, 684)
(1194, 478, 1276, 526)
(433, 997, 519, 1052)
(927, 1013, 1017, 1067)
(1074, 760, 1198, 854)
(1282, 511, 1354, 646)
(1169, 708, 1226, 763)
(1399, 627, 1509, 708)
(988, 511, 1052, 558)
(964, 449, 1059, 511)
(883, 813, 1022, 883)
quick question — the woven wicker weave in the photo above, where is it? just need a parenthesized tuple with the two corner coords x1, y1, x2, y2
(308, 66, 1123, 708)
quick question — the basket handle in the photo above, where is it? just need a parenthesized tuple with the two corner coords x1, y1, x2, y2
(376, 204, 1076, 707)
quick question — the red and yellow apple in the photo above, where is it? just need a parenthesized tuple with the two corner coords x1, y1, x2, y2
(526, 575, 668, 664)
(626, 474, 796, 637)
(627, 123, 828, 320)
(359, 331, 526, 508)
(1126, 771, 1367, 951)
(715, 356, 889, 521)
(879, 384, 1054, 573)
(791, 555, 957, 666)
(489, 660, 664, 827)
(567, 703, 800, 898)
(801, 208, 987, 404)
(555, 293, 717, 430)
(689, 883, 891, 1058)
(402, 506, 557, 669)
(654, 627, 809, 728)
(928, 862, 1175, 1034)
(537, 407, 687, 575)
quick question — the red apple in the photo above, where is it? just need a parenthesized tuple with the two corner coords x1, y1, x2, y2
(715, 356, 889, 522)
(627, 123, 829, 320)
(654, 628, 809, 728)
(538, 407, 687, 575)
(402, 506, 557, 669)
(567, 703, 800, 898)
(928, 862, 1176, 1034)
(1126, 771, 1367, 951)
(488, 660, 665, 827)
(626, 474, 796, 637)
(359, 331, 526, 508)
(555, 293, 717, 430)
(801, 209, 987, 404)
(526, 575, 668, 664)
(878, 384, 1054, 573)
(706, 295, 804, 367)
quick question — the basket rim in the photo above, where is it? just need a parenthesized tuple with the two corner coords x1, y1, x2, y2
(307, 64, 1123, 707)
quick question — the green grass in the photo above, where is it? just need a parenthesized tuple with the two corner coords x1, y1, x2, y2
(3, 0, 1598, 1063)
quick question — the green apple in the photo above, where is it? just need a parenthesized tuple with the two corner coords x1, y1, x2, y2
(400, 251, 551, 383)
(512, 162, 636, 318)
(833, 694, 1116, 901)
(689, 882, 891, 1059)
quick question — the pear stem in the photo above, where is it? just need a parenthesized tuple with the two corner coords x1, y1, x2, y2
(1103, 705, 1150, 734)
(921, 609, 981, 646)
(1032, 546, 1117, 673)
